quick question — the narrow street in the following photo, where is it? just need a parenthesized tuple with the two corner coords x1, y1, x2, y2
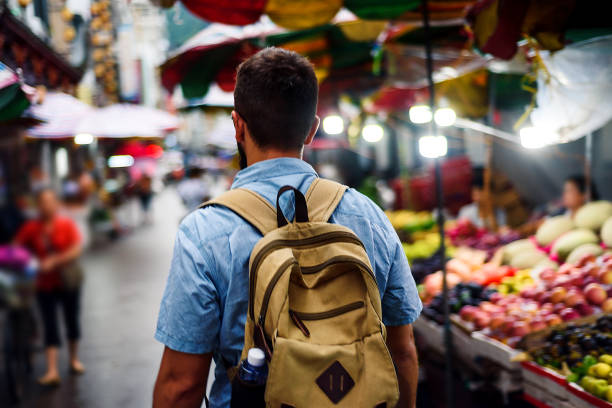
(4, 189, 193, 408)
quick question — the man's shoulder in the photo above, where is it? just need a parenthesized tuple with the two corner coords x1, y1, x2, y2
(335, 188, 391, 229)
(179, 204, 251, 243)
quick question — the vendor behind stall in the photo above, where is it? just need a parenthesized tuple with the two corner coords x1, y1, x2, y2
(458, 168, 507, 229)
(551, 174, 600, 218)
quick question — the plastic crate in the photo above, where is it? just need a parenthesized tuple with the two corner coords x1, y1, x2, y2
(566, 382, 612, 408)
(521, 362, 569, 403)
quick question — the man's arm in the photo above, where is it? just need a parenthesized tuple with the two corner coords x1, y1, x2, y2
(387, 324, 418, 408)
(153, 347, 212, 408)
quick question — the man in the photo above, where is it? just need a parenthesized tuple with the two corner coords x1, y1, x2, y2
(153, 48, 422, 408)
(458, 167, 507, 229)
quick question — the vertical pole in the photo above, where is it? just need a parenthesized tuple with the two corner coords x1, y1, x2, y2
(585, 132, 593, 201)
(420, 0, 454, 407)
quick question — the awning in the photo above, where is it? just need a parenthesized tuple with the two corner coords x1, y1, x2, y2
(0, 63, 30, 122)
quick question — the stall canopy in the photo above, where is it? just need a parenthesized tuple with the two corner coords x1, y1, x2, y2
(28, 92, 93, 138)
(0, 63, 30, 122)
(161, 0, 477, 29)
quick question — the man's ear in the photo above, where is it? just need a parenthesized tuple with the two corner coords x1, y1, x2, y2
(304, 115, 320, 146)
(232, 110, 245, 144)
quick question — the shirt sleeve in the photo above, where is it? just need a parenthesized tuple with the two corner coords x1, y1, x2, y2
(380, 227, 423, 327)
(155, 218, 220, 354)
(14, 221, 34, 246)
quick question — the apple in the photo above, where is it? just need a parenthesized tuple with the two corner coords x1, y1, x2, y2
(582, 276, 598, 288)
(584, 264, 602, 278)
(602, 298, 612, 313)
(560, 308, 580, 322)
(575, 301, 595, 317)
(597, 269, 612, 285)
(501, 316, 516, 335)
(530, 317, 548, 332)
(576, 253, 596, 267)
(539, 268, 557, 282)
(511, 321, 531, 338)
(545, 314, 563, 327)
(473, 311, 491, 330)
(489, 292, 504, 304)
(489, 313, 506, 330)
(553, 302, 566, 313)
(540, 302, 554, 312)
(567, 272, 585, 288)
(558, 264, 574, 275)
(564, 289, 585, 307)
(460, 305, 478, 322)
(550, 287, 567, 303)
(584, 283, 607, 305)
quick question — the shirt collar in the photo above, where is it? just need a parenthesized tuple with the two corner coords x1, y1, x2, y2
(232, 158, 317, 189)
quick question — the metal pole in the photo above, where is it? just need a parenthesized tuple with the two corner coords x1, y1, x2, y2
(420, 0, 454, 407)
(585, 132, 593, 201)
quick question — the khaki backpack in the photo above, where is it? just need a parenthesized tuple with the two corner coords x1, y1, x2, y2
(204, 178, 399, 408)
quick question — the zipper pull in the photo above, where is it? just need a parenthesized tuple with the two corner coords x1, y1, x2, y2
(289, 310, 310, 337)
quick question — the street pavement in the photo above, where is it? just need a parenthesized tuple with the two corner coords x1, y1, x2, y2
(1, 188, 206, 408)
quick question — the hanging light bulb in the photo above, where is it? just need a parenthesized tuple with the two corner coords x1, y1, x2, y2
(409, 105, 432, 124)
(322, 115, 344, 135)
(419, 135, 448, 158)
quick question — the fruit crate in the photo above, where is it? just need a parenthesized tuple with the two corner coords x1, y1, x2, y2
(521, 362, 570, 404)
(413, 316, 445, 355)
(470, 331, 521, 372)
(566, 382, 612, 408)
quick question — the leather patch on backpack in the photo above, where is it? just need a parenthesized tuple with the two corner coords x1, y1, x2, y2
(375, 403, 387, 408)
(315, 361, 355, 403)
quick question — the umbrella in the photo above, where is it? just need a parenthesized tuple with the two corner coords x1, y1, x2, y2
(0, 63, 30, 122)
(74, 104, 180, 138)
(28, 92, 93, 138)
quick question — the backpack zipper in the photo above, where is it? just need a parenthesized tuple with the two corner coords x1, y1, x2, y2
(257, 256, 377, 331)
(250, 231, 364, 320)
(288, 301, 365, 338)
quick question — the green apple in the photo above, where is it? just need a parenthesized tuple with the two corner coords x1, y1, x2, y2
(594, 379, 609, 398)
(600, 355, 612, 365)
(594, 363, 612, 379)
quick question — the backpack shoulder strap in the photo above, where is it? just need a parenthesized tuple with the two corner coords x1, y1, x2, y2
(200, 188, 277, 235)
(305, 178, 348, 223)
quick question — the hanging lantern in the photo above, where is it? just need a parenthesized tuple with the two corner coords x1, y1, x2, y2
(104, 59, 115, 68)
(103, 70, 115, 83)
(91, 2, 100, 15)
(18, 0, 31, 7)
(64, 26, 76, 42)
(100, 11, 110, 23)
(94, 63, 105, 77)
(61, 7, 74, 22)
(93, 49, 105, 61)
(103, 22, 112, 32)
(91, 17, 103, 31)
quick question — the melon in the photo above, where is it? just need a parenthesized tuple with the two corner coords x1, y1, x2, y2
(534, 258, 559, 270)
(551, 229, 599, 261)
(601, 217, 612, 247)
(502, 239, 536, 264)
(574, 201, 612, 230)
(535, 216, 574, 246)
(510, 249, 548, 269)
(566, 243, 604, 265)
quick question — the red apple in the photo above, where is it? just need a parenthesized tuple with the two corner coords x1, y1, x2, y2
(545, 314, 563, 327)
(539, 268, 557, 282)
(540, 302, 554, 312)
(489, 313, 506, 330)
(602, 298, 612, 313)
(584, 283, 607, 305)
(597, 269, 612, 285)
(564, 289, 585, 307)
(511, 321, 531, 338)
(473, 311, 491, 330)
(553, 303, 566, 313)
(550, 287, 567, 304)
(559, 308, 580, 322)
(501, 316, 516, 335)
(558, 264, 574, 275)
(530, 318, 548, 332)
(489, 292, 504, 304)
(582, 276, 598, 288)
(576, 253, 596, 267)
(460, 305, 478, 322)
(575, 302, 595, 317)
(567, 272, 585, 288)
(584, 264, 602, 278)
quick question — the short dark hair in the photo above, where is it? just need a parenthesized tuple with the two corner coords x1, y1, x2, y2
(471, 167, 484, 189)
(566, 174, 600, 200)
(234, 48, 318, 151)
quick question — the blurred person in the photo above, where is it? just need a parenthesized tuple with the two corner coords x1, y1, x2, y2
(14, 188, 84, 386)
(176, 168, 210, 212)
(458, 168, 507, 229)
(553, 174, 600, 218)
(153, 48, 421, 408)
(137, 174, 154, 224)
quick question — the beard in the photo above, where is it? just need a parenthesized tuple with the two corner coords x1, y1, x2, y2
(237, 142, 248, 170)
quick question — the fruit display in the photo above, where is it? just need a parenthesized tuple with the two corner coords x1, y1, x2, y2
(386, 210, 435, 233)
(457, 253, 612, 346)
(521, 316, 612, 403)
(575, 201, 612, 231)
(421, 282, 496, 324)
(552, 229, 599, 261)
(603, 217, 612, 248)
(447, 219, 521, 260)
(402, 232, 454, 263)
(535, 216, 575, 247)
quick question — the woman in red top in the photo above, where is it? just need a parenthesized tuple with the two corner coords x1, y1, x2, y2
(15, 189, 84, 386)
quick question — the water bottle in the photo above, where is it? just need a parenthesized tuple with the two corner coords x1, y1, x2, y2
(231, 348, 267, 408)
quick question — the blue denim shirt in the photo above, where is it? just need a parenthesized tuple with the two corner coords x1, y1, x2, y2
(155, 158, 422, 408)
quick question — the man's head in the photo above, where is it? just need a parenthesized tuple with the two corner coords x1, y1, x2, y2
(232, 48, 319, 167)
(36, 188, 60, 220)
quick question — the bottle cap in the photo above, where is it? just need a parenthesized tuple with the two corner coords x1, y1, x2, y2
(247, 348, 266, 367)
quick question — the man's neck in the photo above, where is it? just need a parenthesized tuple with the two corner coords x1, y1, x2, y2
(247, 149, 302, 167)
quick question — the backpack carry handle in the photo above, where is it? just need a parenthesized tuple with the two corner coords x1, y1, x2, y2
(276, 186, 309, 227)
